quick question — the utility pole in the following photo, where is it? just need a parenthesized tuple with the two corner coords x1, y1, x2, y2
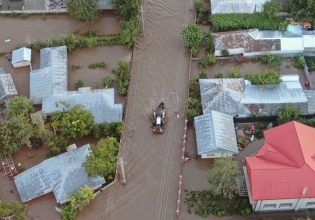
(117, 157, 127, 184)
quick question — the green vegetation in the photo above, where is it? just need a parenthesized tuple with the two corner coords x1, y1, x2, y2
(247, 69, 281, 85)
(252, 53, 283, 67)
(186, 97, 202, 122)
(263, 0, 281, 19)
(194, 0, 211, 24)
(0, 115, 33, 157)
(207, 53, 216, 65)
(182, 23, 203, 55)
(120, 17, 143, 48)
(67, 0, 100, 23)
(92, 122, 123, 140)
(46, 135, 68, 157)
(203, 32, 214, 54)
(277, 104, 302, 124)
(51, 105, 94, 139)
(184, 158, 251, 217)
(198, 72, 208, 79)
(305, 57, 315, 69)
(84, 137, 119, 178)
(189, 80, 200, 100)
(212, 13, 289, 32)
(60, 185, 95, 220)
(221, 49, 229, 57)
(112, 61, 131, 96)
(71, 64, 82, 71)
(228, 67, 241, 78)
(293, 55, 305, 69)
(75, 79, 84, 89)
(197, 57, 208, 69)
(0, 200, 27, 220)
(112, 0, 143, 20)
(285, 0, 315, 21)
(6, 96, 34, 119)
(103, 75, 114, 88)
(214, 72, 224, 78)
(88, 62, 107, 69)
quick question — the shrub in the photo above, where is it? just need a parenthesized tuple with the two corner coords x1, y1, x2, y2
(75, 79, 84, 89)
(214, 72, 224, 78)
(228, 67, 241, 78)
(182, 23, 203, 55)
(285, 0, 315, 21)
(60, 204, 77, 220)
(207, 53, 216, 65)
(198, 72, 208, 79)
(103, 75, 114, 88)
(85, 137, 120, 177)
(0, 200, 27, 220)
(67, 0, 100, 23)
(197, 57, 208, 69)
(252, 53, 282, 67)
(246, 69, 281, 85)
(6, 96, 34, 119)
(92, 122, 122, 140)
(293, 56, 305, 69)
(186, 97, 202, 122)
(305, 57, 315, 70)
(51, 105, 94, 139)
(120, 17, 143, 48)
(194, 0, 204, 13)
(112, 61, 130, 96)
(189, 79, 200, 99)
(277, 104, 302, 124)
(88, 62, 107, 69)
(263, 0, 281, 19)
(46, 135, 68, 157)
(203, 32, 214, 54)
(71, 64, 81, 71)
(212, 13, 289, 32)
(221, 49, 229, 57)
(112, 0, 142, 20)
(83, 29, 99, 37)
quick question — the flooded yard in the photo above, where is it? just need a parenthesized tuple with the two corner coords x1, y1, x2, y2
(191, 56, 307, 88)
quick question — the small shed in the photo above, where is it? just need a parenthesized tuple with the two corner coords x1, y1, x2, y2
(0, 68, 18, 100)
(11, 47, 32, 68)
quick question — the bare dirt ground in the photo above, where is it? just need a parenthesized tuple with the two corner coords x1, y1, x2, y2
(76, 0, 194, 219)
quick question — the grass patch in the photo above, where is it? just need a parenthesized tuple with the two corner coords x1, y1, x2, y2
(88, 61, 107, 69)
(71, 64, 82, 71)
(212, 13, 289, 32)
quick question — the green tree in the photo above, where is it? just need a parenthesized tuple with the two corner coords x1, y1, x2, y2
(0, 123, 17, 157)
(263, 0, 281, 19)
(85, 137, 119, 177)
(0, 200, 27, 220)
(103, 75, 114, 88)
(277, 104, 302, 124)
(285, 0, 315, 21)
(67, 0, 100, 23)
(112, 0, 143, 20)
(247, 69, 281, 85)
(207, 157, 239, 199)
(182, 23, 203, 55)
(112, 61, 130, 96)
(46, 135, 68, 157)
(51, 105, 94, 139)
(120, 17, 143, 47)
(186, 97, 202, 122)
(60, 204, 77, 220)
(6, 96, 34, 119)
(70, 185, 95, 210)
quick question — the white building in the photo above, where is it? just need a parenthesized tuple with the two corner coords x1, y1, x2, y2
(11, 47, 31, 68)
(245, 121, 315, 212)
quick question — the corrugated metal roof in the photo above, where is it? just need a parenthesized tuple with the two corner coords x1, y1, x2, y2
(30, 46, 67, 103)
(304, 90, 315, 114)
(200, 78, 250, 116)
(11, 47, 31, 65)
(14, 144, 105, 204)
(42, 88, 123, 123)
(241, 75, 308, 104)
(211, 0, 267, 14)
(0, 69, 18, 100)
(194, 111, 238, 156)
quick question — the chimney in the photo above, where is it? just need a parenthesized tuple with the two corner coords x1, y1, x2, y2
(302, 186, 308, 196)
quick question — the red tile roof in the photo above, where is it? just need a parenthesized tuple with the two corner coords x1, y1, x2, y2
(246, 121, 315, 201)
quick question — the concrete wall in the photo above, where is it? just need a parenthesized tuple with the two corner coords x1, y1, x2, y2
(303, 35, 315, 48)
(253, 198, 315, 212)
(280, 38, 304, 51)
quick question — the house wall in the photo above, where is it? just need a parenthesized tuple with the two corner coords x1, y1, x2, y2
(253, 198, 315, 212)
(13, 61, 31, 68)
(303, 35, 315, 48)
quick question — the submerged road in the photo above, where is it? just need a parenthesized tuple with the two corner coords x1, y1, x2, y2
(77, 0, 193, 219)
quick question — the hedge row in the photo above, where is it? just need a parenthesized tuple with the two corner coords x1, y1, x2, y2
(211, 13, 289, 32)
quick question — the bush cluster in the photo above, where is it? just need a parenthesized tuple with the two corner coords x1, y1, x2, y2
(212, 13, 289, 32)
(246, 69, 281, 85)
(252, 53, 283, 67)
(112, 61, 131, 96)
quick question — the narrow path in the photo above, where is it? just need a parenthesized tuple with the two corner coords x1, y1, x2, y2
(76, 0, 193, 219)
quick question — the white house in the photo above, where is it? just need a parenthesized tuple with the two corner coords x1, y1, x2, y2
(244, 121, 315, 212)
(194, 110, 238, 158)
(11, 47, 31, 68)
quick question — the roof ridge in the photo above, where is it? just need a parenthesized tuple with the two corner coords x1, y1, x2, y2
(292, 121, 306, 165)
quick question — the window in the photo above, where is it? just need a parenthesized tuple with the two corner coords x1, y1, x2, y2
(263, 204, 276, 209)
(279, 203, 293, 208)
(306, 202, 315, 207)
